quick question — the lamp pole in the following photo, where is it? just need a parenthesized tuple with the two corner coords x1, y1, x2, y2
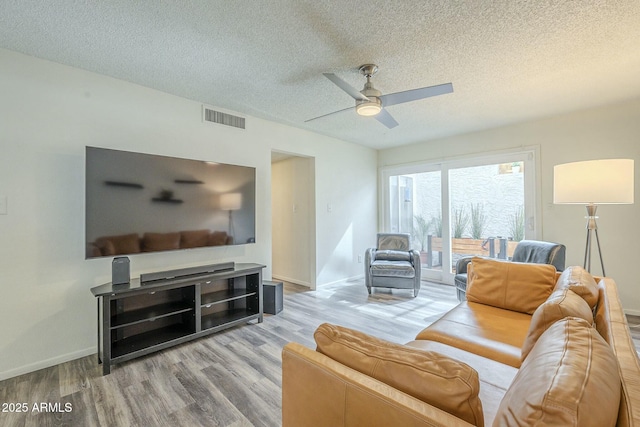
(228, 209, 235, 239)
(584, 204, 605, 276)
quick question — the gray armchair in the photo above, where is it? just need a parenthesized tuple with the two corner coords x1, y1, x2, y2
(454, 239, 566, 301)
(365, 233, 421, 297)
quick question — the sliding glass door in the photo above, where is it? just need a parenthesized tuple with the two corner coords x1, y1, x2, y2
(382, 149, 538, 283)
(388, 169, 443, 272)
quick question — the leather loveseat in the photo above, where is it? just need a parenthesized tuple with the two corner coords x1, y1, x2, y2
(87, 229, 233, 257)
(282, 258, 640, 427)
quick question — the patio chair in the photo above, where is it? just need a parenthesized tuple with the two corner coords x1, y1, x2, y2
(365, 233, 421, 297)
(454, 239, 566, 301)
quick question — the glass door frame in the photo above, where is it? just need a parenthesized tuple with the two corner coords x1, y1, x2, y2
(380, 146, 541, 284)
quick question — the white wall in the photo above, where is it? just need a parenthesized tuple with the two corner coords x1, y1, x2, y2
(0, 48, 377, 379)
(272, 156, 315, 287)
(261, 134, 378, 287)
(379, 98, 640, 313)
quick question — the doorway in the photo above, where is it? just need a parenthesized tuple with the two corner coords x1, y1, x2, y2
(271, 151, 316, 289)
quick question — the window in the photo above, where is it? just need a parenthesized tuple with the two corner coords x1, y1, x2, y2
(381, 148, 538, 283)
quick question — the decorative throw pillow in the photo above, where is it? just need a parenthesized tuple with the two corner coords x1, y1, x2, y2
(554, 266, 599, 309)
(521, 288, 594, 360)
(466, 257, 557, 314)
(314, 323, 484, 427)
(495, 317, 620, 427)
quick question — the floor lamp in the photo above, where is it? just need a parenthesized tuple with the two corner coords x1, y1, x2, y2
(220, 193, 242, 240)
(553, 159, 634, 276)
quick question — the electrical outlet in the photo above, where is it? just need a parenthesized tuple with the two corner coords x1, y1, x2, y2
(357, 255, 362, 263)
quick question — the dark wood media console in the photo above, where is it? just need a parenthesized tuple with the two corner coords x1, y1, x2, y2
(91, 262, 265, 375)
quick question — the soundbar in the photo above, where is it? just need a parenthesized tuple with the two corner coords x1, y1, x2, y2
(140, 262, 235, 284)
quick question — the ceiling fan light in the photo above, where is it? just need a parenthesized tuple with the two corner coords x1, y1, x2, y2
(356, 98, 382, 116)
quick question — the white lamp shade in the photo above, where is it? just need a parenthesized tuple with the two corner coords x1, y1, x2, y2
(553, 159, 634, 204)
(220, 193, 242, 210)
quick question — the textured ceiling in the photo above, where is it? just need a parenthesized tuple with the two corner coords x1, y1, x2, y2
(1, 1, 640, 149)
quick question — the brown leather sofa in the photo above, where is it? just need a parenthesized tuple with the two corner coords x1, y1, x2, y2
(282, 258, 640, 427)
(87, 229, 233, 257)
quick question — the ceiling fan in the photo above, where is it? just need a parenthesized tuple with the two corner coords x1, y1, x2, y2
(305, 64, 453, 129)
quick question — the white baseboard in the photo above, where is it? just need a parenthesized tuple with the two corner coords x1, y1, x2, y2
(317, 274, 364, 287)
(624, 308, 640, 317)
(272, 275, 312, 288)
(0, 347, 95, 381)
(272, 274, 365, 289)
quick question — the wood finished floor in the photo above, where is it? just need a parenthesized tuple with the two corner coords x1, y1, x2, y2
(1, 280, 639, 427)
(0, 279, 457, 427)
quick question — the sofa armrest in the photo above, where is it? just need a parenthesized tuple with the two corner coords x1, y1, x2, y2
(455, 256, 473, 274)
(409, 249, 421, 270)
(365, 248, 376, 290)
(282, 342, 474, 427)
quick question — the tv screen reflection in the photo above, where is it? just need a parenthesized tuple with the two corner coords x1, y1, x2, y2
(85, 147, 256, 259)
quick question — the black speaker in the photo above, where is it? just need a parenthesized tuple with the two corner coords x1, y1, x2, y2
(112, 257, 130, 285)
(263, 281, 283, 315)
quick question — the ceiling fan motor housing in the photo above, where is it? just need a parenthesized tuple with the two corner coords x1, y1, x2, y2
(357, 81, 382, 116)
(356, 97, 382, 116)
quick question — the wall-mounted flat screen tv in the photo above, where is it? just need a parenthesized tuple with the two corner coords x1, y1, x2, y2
(85, 147, 256, 259)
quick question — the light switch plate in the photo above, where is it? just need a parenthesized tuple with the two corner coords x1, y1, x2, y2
(0, 196, 6, 215)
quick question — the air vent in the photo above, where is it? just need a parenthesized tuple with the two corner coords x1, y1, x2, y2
(203, 107, 246, 129)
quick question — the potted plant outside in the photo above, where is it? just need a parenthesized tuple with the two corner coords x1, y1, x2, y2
(413, 215, 430, 263)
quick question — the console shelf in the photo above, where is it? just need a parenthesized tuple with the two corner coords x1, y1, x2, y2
(111, 301, 194, 328)
(201, 308, 257, 330)
(201, 288, 257, 306)
(91, 262, 264, 375)
(111, 324, 193, 358)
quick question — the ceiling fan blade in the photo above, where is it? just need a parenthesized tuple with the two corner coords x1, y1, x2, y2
(380, 82, 453, 107)
(374, 108, 399, 129)
(323, 73, 369, 101)
(304, 105, 353, 123)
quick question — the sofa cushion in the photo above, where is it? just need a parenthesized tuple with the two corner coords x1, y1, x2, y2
(554, 265, 599, 309)
(208, 231, 229, 246)
(377, 233, 410, 250)
(142, 232, 181, 252)
(521, 288, 594, 360)
(370, 260, 415, 278)
(466, 257, 556, 314)
(407, 340, 517, 427)
(95, 233, 141, 255)
(494, 317, 621, 427)
(180, 229, 210, 248)
(374, 249, 411, 262)
(416, 301, 531, 368)
(314, 323, 484, 427)
(98, 239, 116, 256)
